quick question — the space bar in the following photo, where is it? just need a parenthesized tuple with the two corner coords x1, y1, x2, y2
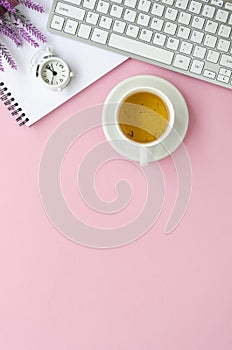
(108, 34, 173, 65)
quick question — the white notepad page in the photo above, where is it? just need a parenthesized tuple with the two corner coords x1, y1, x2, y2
(0, 0, 127, 126)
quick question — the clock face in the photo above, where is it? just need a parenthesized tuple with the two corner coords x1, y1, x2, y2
(41, 58, 69, 87)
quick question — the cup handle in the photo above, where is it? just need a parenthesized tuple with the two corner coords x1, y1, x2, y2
(139, 147, 148, 167)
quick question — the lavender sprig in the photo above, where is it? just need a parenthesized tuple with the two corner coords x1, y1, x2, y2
(13, 9, 46, 43)
(18, 27, 39, 47)
(0, 43, 17, 69)
(0, 0, 16, 13)
(18, 0, 44, 13)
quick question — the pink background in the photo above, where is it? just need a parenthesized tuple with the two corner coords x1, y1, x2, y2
(0, 59, 232, 349)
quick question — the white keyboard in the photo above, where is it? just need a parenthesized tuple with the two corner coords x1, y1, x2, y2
(48, 0, 232, 90)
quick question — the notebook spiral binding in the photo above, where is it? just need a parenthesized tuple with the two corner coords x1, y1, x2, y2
(0, 82, 29, 126)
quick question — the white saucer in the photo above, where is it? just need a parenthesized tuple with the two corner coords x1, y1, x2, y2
(102, 75, 189, 162)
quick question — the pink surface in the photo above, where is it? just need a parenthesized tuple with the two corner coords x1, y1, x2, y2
(0, 59, 232, 349)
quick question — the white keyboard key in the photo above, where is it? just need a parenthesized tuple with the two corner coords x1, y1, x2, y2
(150, 17, 164, 31)
(173, 54, 191, 70)
(162, 0, 174, 4)
(219, 68, 231, 77)
(55, 2, 85, 20)
(78, 23, 92, 38)
(177, 26, 191, 39)
(138, 0, 151, 12)
(165, 7, 178, 20)
(217, 74, 229, 83)
(175, 0, 188, 9)
(229, 14, 232, 25)
(166, 37, 179, 50)
(218, 24, 231, 38)
(179, 41, 193, 54)
(225, 2, 232, 10)
(126, 24, 140, 38)
(204, 34, 217, 47)
(110, 5, 123, 18)
(211, 0, 224, 5)
(64, 19, 78, 34)
(151, 3, 165, 16)
(178, 12, 191, 25)
(108, 33, 174, 64)
(137, 13, 150, 26)
(124, 0, 137, 7)
(220, 54, 232, 68)
(164, 22, 177, 35)
(83, 0, 96, 9)
(203, 70, 216, 79)
(124, 9, 137, 21)
(112, 20, 126, 33)
(206, 49, 220, 62)
(190, 59, 204, 74)
(189, 1, 202, 14)
(153, 32, 167, 45)
(193, 45, 206, 59)
(99, 16, 112, 29)
(217, 38, 230, 52)
(139, 29, 153, 42)
(191, 16, 205, 29)
(65, 0, 81, 4)
(86, 11, 99, 24)
(205, 20, 218, 33)
(202, 5, 215, 17)
(215, 9, 229, 22)
(91, 28, 108, 43)
(190, 30, 204, 43)
(51, 15, 64, 31)
(97, 1, 110, 14)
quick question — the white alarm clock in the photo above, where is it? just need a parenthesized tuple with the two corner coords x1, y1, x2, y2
(30, 47, 74, 91)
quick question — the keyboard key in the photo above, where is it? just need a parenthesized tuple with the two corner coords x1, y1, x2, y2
(178, 11, 191, 24)
(177, 26, 191, 39)
(139, 28, 153, 42)
(164, 22, 177, 35)
(151, 3, 165, 16)
(97, 1, 109, 14)
(190, 59, 204, 74)
(218, 24, 231, 38)
(225, 2, 232, 10)
(220, 54, 232, 68)
(64, 19, 78, 34)
(211, 0, 224, 5)
(205, 20, 218, 33)
(190, 30, 204, 43)
(86, 11, 99, 24)
(124, 0, 137, 7)
(189, 1, 202, 14)
(137, 13, 150, 26)
(162, 0, 174, 4)
(215, 9, 229, 22)
(166, 37, 179, 50)
(55, 2, 85, 20)
(99, 16, 112, 29)
(112, 20, 126, 33)
(202, 5, 215, 17)
(179, 41, 193, 54)
(193, 45, 206, 59)
(219, 68, 231, 77)
(204, 34, 217, 47)
(217, 39, 230, 52)
(191, 16, 205, 29)
(108, 33, 174, 64)
(91, 28, 108, 43)
(150, 17, 164, 31)
(206, 49, 220, 62)
(110, 5, 123, 18)
(217, 74, 229, 83)
(78, 24, 92, 38)
(83, 0, 96, 9)
(173, 54, 191, 70)
(51, 15, 64, 30)
(175, 0, 188, 9)
(126, 24, 140, 38)
(153, 32, 167, 45)
(138, 0, 151, 12)
(165, 7, 178, 20)
(203, 70, 216, 79)
(124, 9, 137, 21)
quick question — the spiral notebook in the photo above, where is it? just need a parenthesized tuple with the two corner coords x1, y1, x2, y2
(0, 1, 127, 126)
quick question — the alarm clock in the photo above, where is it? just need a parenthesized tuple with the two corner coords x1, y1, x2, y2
(31, 47, 74, 91)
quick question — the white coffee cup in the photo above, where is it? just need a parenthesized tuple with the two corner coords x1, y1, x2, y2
(112, 86, 175, 166)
